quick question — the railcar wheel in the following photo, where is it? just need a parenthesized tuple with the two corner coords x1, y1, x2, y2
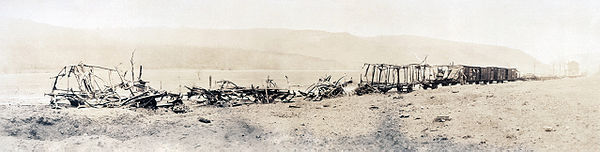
(407, 86, 413, 92)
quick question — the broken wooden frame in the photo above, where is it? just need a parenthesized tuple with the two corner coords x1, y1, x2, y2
(45, 63, 182, 110)
(359, 63, 434, 93)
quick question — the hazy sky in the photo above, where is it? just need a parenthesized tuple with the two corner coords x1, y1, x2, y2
(1, 0, 599, 64)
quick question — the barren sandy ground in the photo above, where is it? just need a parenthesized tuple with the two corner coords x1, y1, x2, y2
(0, 76, 598, 151)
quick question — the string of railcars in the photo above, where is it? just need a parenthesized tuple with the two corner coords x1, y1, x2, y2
(358, 63, 519, 93)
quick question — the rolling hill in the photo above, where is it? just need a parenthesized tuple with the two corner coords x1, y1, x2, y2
(0, 18, 550, 74)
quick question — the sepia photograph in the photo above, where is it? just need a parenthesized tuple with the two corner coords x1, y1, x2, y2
(0, 0, 599, 151)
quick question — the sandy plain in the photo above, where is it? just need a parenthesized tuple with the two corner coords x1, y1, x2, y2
(0, 76, 598, 151)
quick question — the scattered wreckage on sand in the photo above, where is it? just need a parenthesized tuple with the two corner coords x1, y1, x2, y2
(45, 54, 532, 112)
(45, 55, 353, 112)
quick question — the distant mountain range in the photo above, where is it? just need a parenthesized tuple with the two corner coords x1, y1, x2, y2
(0, 17, 550, 74)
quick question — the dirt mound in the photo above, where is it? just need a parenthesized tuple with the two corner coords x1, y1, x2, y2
(4, 114, 92, 140)
(1, 108, 178, 141)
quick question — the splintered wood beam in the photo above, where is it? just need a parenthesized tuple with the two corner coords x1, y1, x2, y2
(386, 67, 391, 84)
(108, 70, 113, 90)
(51, 66, 67, 93)
(370, 65, 375, 85)
(81, 64, 117, 71)
(362, 64, 370, 83)
(397, 68, 400, 84)
(138, 65, 143, 81)
(115, 67, 135, 96)
(130, 50, 136, 84)
(377, 66, 382, 83)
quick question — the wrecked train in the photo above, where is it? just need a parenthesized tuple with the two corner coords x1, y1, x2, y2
(358, 63, 519, 93)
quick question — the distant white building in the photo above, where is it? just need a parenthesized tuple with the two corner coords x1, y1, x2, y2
(567, 61, 580, 76)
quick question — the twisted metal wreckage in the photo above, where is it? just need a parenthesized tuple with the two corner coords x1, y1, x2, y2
(45, 60, 353, 111)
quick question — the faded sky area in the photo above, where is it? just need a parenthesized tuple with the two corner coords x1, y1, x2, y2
(1, 0, 599, 64)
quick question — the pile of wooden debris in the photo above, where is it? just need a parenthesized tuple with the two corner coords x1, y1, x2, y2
(45, 63, 185, 111)
(353, 83, 380, 96)
(298, 75, 352, 101)
(45, 52, 188, 112)
(185, 80, 296, 107)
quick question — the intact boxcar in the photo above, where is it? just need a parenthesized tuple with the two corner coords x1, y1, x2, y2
(495, 68, 508, 83)
(507, 68, 519, 81)
(463, 66, 481, 84)
(480, 67, 495, 84)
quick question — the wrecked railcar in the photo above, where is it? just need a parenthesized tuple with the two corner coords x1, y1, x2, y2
(358, 63, 468, 93)
(358, 63, 520, 94)
(359, 63, 428, 93)
(185, 80, 296, 107)
(45, 63, 183, 110)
